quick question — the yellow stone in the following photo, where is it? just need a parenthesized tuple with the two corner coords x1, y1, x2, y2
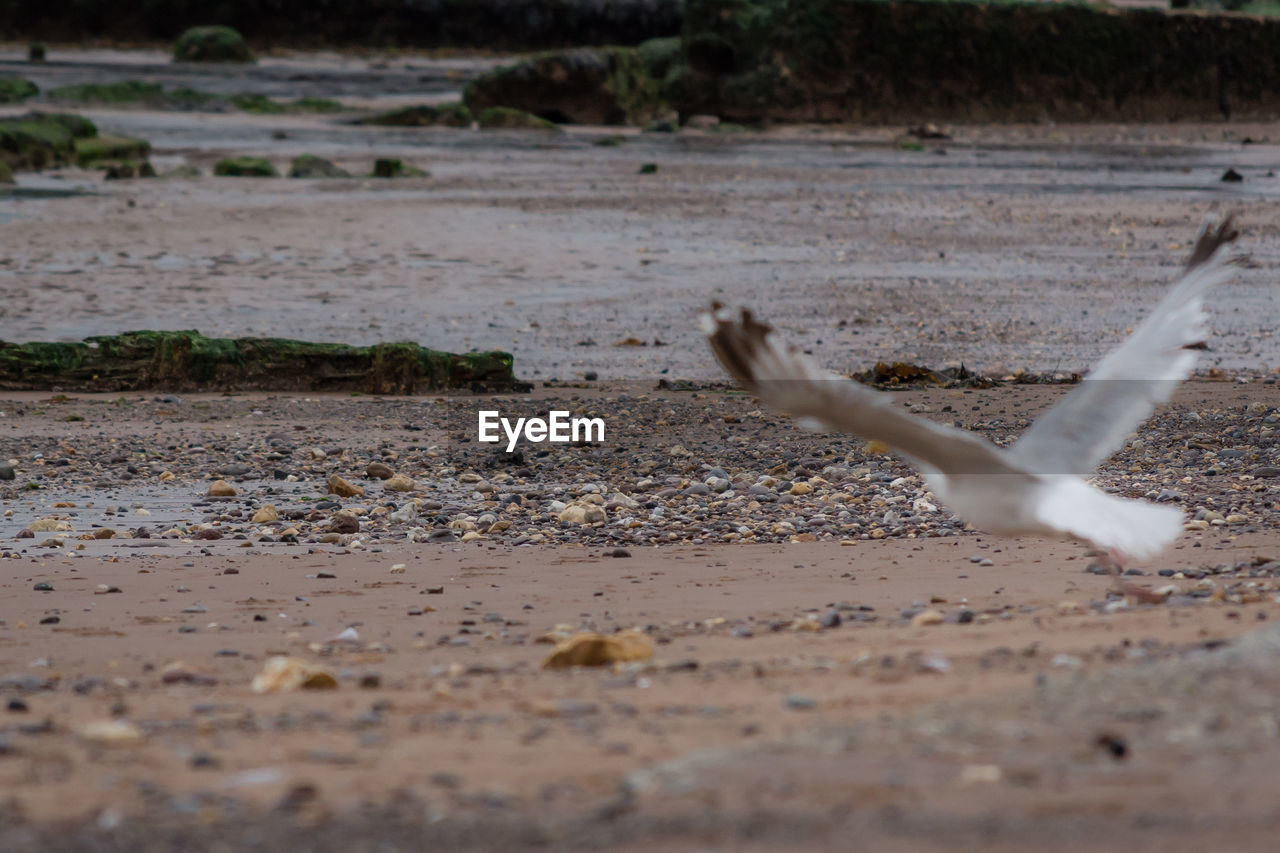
(911, 609, 945, 627)
(207, 479, 236, 497)
(251, 504, 280, 523)
(327, 475, 363, 498)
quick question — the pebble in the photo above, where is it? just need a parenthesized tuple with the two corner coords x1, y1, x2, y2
(366, 461, 395, 480)
(384, 474, 415, 492)
(911, 609, 945, 627)
(784, 695, 817, 711)
(252, 504, 280, 523)
(327, 475, 364, 498)
(330, 513, 360, 534)
(207, 480, 236, 497)
(560, 504, 606, 525)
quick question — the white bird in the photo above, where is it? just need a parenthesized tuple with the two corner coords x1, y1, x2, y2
(702, 216, 1241, 583)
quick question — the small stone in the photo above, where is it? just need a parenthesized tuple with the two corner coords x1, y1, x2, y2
(911, 609, 945, 627)
(559, 504, 606, 525)
(329, 513, 360, 534)
(252, 504, 280, 523)
(784, 694, 817, 711)
(384, 474, 415, 492)
(327, 475, 364, 498)
(207, 480, 236, 497)
(251, 656, 338, 693)
(820, 610, 841, 628)
(606, 548, 632, 558)
(366, 461, 395, 480)
(77, 720, 143, 746)
(33, 582, 53, 592)
(789, 482, 813, 496)
(0, 465, 14, 481)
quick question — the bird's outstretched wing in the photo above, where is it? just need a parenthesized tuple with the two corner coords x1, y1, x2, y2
(702, 304, 1022, 477)
(1008, 215, 1241, 475)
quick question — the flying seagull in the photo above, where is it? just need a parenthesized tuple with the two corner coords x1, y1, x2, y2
(703, 216, 1241, 584)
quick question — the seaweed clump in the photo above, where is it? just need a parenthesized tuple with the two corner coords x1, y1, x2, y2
(0, 331, 526, 393)
(173, 25, 254, 63)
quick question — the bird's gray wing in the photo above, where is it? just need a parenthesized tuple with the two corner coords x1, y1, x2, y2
(1008, 215, 1241, 476)
(702, 304, 1024, 478)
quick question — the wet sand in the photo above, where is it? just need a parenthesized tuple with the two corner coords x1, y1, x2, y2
(1, 50, 1279, 850)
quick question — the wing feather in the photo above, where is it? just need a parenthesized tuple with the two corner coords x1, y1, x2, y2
(1009, 215, 1241, 475)
(703, 305, 1022, 478)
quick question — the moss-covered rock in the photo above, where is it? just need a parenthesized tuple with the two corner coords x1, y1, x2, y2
(360, 102, 472, 127)
(0, 159, 13, 184)
(173, 25, 254, 62)
(102, 161, 157, 180)
(675, 0, 1280, 123)
(27, 43, 46, 63)
(465, 47, 668, 126)
(0, 112, 97, 171)
(288, 154, 351, 178)
(0, 331, 525, 393)
(213, 156, 279, 177)
(0, 77, 38, 104)
(474, 106, 563, 131)
(49, 80, 165, 105)
(371, 158, 428, 178)
(74, 134, 150, 167)
(160, 164, 202, 179)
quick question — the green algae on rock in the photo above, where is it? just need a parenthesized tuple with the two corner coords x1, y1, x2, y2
(465, 47, 668, 126)
(173, 25, 254, 63)
(0, 77, 38, 103)
(213, 156, 279, 177)
(0, 112, 98, 171)
(0, 331, 525, 393)
(475, 106, 562, 130)
(74, 134, 150, 167)
(49, 80, 164, 105)
(371, 158, 428, 178)
(288, 154, 351, 178)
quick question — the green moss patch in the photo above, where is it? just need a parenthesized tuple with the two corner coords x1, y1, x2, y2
(0, 331, 525, 393)
(371, 158, 428, 178)
(466, 47, 667, 126)
(213, 156, 279, 177)
(0, 160, 13, 184)
(49, 81, 164, 105)
(360, 102, 473, 127)
(74, 134, 150, 167)
(102, 161, 157, 180)
(173, 25, 254, 63)
(0, 77, 38, 104)
(288, 154, 351, 178)
(475, 106, 562, 130)
(0, 112, 98, 171)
